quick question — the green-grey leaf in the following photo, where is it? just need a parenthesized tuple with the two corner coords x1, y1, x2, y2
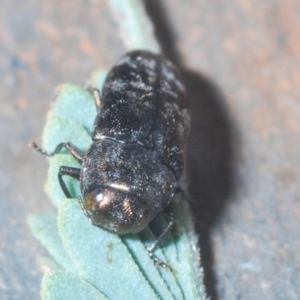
(137, 225, 185, 299)
(173, 196, 207, 299)
(58, 199, 163, 300)
(120, 233, 182, 299)
(27, 214, 75, 272)
(48, 84, 97, 133)
(107, 0, 160, 52)
(41, 271, 108, 300)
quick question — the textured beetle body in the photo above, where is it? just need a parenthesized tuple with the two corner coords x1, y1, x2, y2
(31, 50, 190, 235)
(81, 51, 190, 234)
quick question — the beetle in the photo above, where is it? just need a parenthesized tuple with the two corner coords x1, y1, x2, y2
(31, 50, 190, 266)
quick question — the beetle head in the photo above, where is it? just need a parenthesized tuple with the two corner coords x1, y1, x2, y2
(83, 186, 151, 234)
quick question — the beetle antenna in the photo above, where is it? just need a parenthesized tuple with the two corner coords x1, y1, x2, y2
(28, 141, 52, 156)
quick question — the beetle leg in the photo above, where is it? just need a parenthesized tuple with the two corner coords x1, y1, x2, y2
(146, 212, 174, 271)
(147, 251, 171, 271)
(58, 166, 81, 198)
(29, 141, 84, 163)
(92, 88, 101, 112)
(84, 86, 101, 111)
(147, 213, 174, 252)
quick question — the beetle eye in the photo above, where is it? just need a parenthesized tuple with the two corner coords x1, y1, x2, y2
(84, 187, 104, 213)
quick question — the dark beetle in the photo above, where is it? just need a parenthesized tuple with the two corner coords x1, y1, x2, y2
(32, 50, 189, 241)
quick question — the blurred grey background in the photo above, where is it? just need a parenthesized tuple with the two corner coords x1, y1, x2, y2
(1, 0, 300, 299)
